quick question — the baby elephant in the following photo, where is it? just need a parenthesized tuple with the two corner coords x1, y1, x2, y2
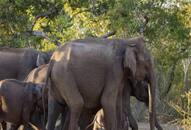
(93, 109, 105, 130)
(0, 79, 43, 130)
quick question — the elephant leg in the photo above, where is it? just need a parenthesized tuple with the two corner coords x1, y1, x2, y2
(46, 94, 63, 130)
(123, 85, 138, 130)
(155, 116, 163, 130)
(58, 108, 68, 130)
(126, 101, 138, 130)
(1, 121, 6, 130)
(8, 124, 20, 130)
(23, 124, 33, 130)
(145, 104, 162, 130)
(117, 89, 125, 130)
(101, 95, 117, 130)
(56, 72, 84, 130)
(79, 108, 97, 130)
(101, 77, 120, 130)
(67, 93, 83, 130)
(63, 108, 95, 130)
(62, 110, 70, 130)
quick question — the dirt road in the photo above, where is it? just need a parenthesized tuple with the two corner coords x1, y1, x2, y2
(138, 122, 185, 130)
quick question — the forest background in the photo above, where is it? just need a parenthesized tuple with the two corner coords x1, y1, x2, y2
(0, 0, 190, 128)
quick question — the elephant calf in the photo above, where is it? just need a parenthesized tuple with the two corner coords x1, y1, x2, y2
(0, 79, 43, 130)
(93, 109, 105, 130)
(25, 64, 48, 84)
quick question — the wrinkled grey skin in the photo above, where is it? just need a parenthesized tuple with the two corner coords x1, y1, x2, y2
(45, 37, 156, 130)
(0, 79, 43, 130)
(0, 48, 51, 80)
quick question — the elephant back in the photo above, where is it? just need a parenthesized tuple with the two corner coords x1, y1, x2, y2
(25, 64, 49, 84)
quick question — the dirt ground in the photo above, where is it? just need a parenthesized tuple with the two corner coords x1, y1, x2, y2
(16, 122, 186, 130)
(138, 122, 185, 130)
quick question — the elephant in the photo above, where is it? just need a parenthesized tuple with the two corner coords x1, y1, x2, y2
(125, 80, 162, 130)
(45, 36, 156, 130)
(93, 109, 105, 130)
(25, 64, 66, 130)
(0, 79, 44, 130)
(26, 64, 96, 130)
(0, 47, 51, 80)
(92, 80, 162, 130)
(25, 64, 49, 84)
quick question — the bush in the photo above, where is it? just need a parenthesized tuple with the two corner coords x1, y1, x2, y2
(169, 91, 191, 130)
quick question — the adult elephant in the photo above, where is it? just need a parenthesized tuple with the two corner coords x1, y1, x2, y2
(0, 79, 43, 130)
(0, 48, 51, 80)
(45, 36, 156, 130)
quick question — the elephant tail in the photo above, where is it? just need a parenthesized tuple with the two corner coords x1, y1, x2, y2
(0, 96, 2, 112)
(42, 59, 55, 130)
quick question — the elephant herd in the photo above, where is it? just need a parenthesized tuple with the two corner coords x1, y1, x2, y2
(0, 36, 163, 130)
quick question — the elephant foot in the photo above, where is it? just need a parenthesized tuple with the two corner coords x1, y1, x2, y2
(131, 127, 138, 130)
(156, 125, 163, 130)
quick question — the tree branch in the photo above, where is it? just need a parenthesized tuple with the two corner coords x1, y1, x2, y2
(25, 31, 61, 46)
(72, 8, 91, 18)
(28, 6, 62, 46)
(100, 31, 116, 38)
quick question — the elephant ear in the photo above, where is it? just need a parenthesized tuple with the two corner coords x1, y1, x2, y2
(36, 53, 47, 67)
(34, 84, 43, 100)
(124, 47, 136, 76)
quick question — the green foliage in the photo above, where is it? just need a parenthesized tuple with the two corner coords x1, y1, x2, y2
(0, 0, 63, 49)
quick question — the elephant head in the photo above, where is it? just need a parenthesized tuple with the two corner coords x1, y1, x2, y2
(131, 80, 149, 104)
(32, 84, 43, 100)
(25, 83, 44, 111)
(36, 52, 52, 67)
(123, 36, 156, 130)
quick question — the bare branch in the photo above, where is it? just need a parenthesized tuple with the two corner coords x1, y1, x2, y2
(100, 31, 116, 38)
(25, 31, 61, 46)
(32, 31, 50, 40)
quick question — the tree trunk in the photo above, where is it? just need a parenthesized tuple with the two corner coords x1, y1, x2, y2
(182, 58, 191, 92)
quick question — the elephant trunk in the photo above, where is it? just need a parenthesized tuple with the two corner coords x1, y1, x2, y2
(148, 68, 156, 130)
